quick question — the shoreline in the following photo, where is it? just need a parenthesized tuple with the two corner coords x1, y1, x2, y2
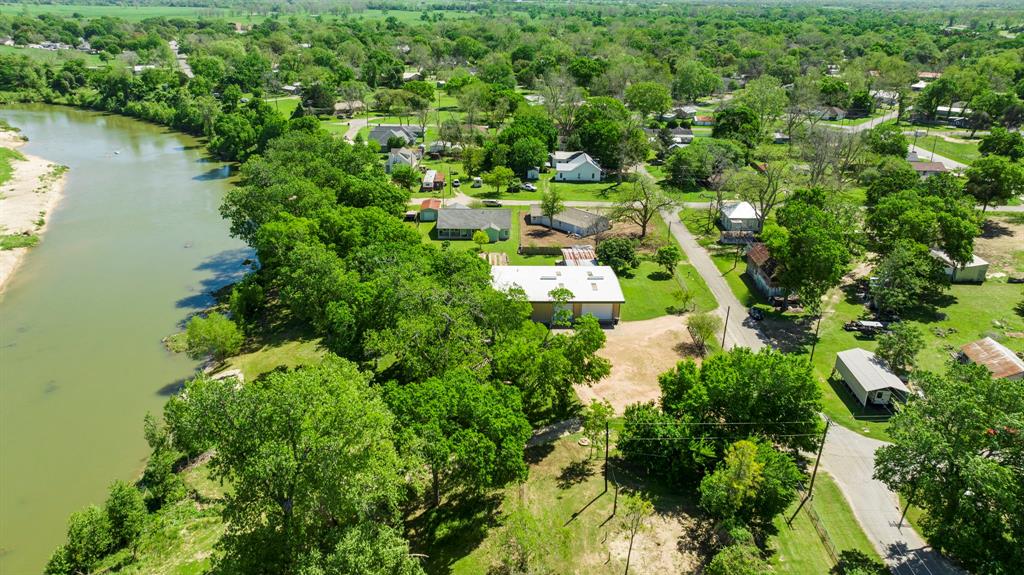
(0, 128, 68, 297)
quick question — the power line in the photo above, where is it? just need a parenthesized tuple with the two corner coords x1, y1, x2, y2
(620, 420, 825, 426)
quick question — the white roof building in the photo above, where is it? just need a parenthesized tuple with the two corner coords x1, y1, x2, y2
(719, 201, 761, 232)
(551, 151, 602, 182)
(835, 348, 909, 406)
(491, 265, 624, 323)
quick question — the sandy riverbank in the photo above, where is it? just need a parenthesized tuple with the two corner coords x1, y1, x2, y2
(0, 128, 68, 296)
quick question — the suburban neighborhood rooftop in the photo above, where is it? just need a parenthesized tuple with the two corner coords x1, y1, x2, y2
(961, 337, 1024, 380)
(490, 266, 625, 303)
(836, 348, 910, 394)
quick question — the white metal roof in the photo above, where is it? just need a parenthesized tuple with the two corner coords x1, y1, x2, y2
(490, 266, 625, 303)
(929, 249, 988, 269)
(836, 348, 909, 394)
(721, 201, 759, 220)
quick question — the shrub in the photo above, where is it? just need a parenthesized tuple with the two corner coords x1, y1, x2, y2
(596, 237, 639, 274)
(185, 312, 243, 362)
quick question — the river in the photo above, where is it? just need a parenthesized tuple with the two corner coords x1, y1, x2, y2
(0, 105, 249, 573)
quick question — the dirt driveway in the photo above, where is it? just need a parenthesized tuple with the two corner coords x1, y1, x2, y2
(576, 315, 696, 413)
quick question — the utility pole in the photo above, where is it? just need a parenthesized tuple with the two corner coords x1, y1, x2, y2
(721, 306, 731, 349)
(604, 421, 610, 494)
(788, 418, 831, 525)
(808, 312, 823, 363)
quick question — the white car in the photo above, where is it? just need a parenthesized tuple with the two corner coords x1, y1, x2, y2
(521, 183, 537, 192)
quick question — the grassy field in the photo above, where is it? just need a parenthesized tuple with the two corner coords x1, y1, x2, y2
(912, 135, 980, 165)
(619, 259, 717, 321)
(0, 145, 25, 186)
(0, 44, 102, 65)
(772, 473, 883, 574)
(266, 96, 301, 120)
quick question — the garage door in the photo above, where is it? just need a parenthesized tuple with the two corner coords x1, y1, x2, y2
(580, 303, 614, 321)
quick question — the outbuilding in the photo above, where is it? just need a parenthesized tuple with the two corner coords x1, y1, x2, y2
(529, 206, 610, 237)
(834, 348, 909, 406)
(436, 206, 511, 242)
(745, 243, 785, 299)
(719, 201, 761, 232)
(960, 337, 1024, 380)
(490, 265, 625, 324)
(929, 249, 988, 283)
(419, 198, 441, 222)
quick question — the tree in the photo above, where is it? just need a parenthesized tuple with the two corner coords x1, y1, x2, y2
(762, 189, 851, 309)
(706, 537, 774, 575)
(508, 136, 547, 178)
(865, 156, 919, 205)
(625, 81, 672, 118)
(865, 123, 908, 157)
(965, 155, 1024, 212)
(58, 505, 113, 575)
(819, 76, 851, 108)
(870, 240, 950, 315)
(979, 127, 1024, 161)
(619, 493, 654, 575)
(104, 481, 146, 553)
(185, 312, 243, 363)
(875, 323, 925, 377)
(539, 188, 564, 230)
(687, 311, 722, 355)
(385, 370, 531, 507)
(208, 112, 257, 161)
(596, 238, 639, 274)
(610, 174, 676, 238)
(674, 60, 720, 102)
(735, 76, 787, 141)
(874, 362, 1024, 572)
(654, 245, 682, 276)
(391, 163, 419, 192)
(582, 399, 614, 459)
(713, 105, 761, 149)
(166, 359, 407, 574)
(472, 229, 491, 250)
(737, 149, 790, 231)
(321, 523, 425, 575)
(664, 138, 744, 190)
(482, 166, 516, 193)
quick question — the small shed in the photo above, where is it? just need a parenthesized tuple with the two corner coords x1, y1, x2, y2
(960, 338, 1024, 380)
(834, 348, 909, 406)
(561, 246, 598, 266)
(745, 243, 785, 299)
(419, 198, 441, 222)
(719, 201, 761, 232)
(929, 249, 988, 283)
(910, 161, 947, 179)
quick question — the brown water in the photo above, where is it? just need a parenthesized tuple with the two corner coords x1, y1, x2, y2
(0, 105, 249, 573)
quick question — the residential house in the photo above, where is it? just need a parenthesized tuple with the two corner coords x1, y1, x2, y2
(402, 70, 422, 82)
(668, 127, 694, 145)
(870, 90, 900, 106)
(528, 206, 611, 237)
(910, 80, 929, 92)
(551, 152, 602, 182)
(917, 71, 942, 82)
(693, 115, 715, 126)
(746, 243, 785, 299)
(667, 143, 689, 154)
(385, 147, 418, 174)
(490, 265, 625, 324)
(719, 201, 761, 232)
(418, 198, 441, 222)
(910, 161, 948, 179)
(929, 249, 988, 283)
(436, 206, 511, 242)
(834, 348, 910, 406)
(936, 104, 970, 119)
(420, 169, 445, 192)
(817, 106, 846, 121)
(368, 125, 423, 148)
(960, 337, 1024, 380)
(333, 100, 365, 117)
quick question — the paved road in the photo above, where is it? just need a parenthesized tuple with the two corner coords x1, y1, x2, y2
(836, 110, 899, 133)
(822, 424, 961, 575)
(660, 208, 766, 350)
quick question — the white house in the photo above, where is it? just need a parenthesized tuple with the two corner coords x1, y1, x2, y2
(929, 249, 988, 283)
(719, 201, 761, 232)
(551, 152, 602, 182)
(385, 148, 418, 173)
(490, 265, 625, 324)
(834, 348, 909, 406)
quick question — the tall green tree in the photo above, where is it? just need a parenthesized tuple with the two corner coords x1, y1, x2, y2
(870, 239, 950, 315)
(625, 81, 672, 118)
(699, 438, 801, 526)
(965, 155, 1024, 212)
(539, 187, 564, 229)
(673, 60, 720, 102)
(874, 362, 1024, 573)
(875, 323, 925, 377)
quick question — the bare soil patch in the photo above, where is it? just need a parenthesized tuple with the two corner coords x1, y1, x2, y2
(519, 211, 656, 252)
(577, 315, 697, 413)
(977, 216, 1024, 276)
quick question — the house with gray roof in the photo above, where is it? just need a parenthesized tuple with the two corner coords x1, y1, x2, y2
(528, 206, 610, 237)
(368, 125, 423, 149)
(436, 206, 511, 242)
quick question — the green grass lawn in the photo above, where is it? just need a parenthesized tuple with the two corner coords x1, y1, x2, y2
(0, 145, 26, 186)
(618, 260, 716, 321)
(912, 135, 980, 165)
(267, 96, 300, 119)
(821, 108, 892, 127)
(772, 472, 883, 574)
(0, 44, 102, 66)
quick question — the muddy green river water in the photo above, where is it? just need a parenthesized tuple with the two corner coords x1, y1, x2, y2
(0, 105, 248, 573)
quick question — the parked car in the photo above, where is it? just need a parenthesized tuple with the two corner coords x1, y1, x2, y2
(471, 177, 483, 188)
(748, 307, 765, 321)
(521, 183, 537, 191)
(452, 178, 461, 188)
(482, 199, 503, 207)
